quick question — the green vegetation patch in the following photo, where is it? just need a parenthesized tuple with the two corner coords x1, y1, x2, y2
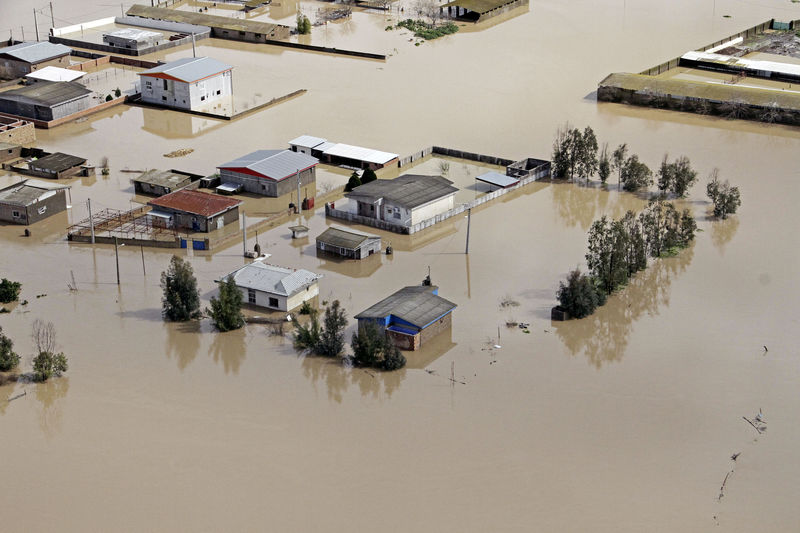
(396, 19, 459, 40)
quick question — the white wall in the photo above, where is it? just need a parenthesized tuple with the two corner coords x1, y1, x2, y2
(239, 281, 318, 312)
(410, 194, 455, 225)
(140, 70, 231, 111)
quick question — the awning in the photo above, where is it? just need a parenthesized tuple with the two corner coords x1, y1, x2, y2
(148, 209, 173, 220)
(476, 171, 519, 189)
(216, 182, 242, 193)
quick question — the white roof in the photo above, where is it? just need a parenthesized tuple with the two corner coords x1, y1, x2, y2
(0, 42, 71, 63)
(476, 171, 519, 188)
(216, 182, 241, 192)
(138, 56, 232, 83)
(218, 149, 318, 181)
(288, 135, 327, 149)
(682, 50, 800, 78)
(323, 143, 399, 165)
(226, 261, 321, 297)
(26, 66, 85, 82)
(104, 28, 162, 41)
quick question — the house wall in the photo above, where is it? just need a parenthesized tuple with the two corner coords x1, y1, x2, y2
(27, 161, 85, 179)
(386, 328, 420, 351)
(0, 189, 67, 225)
(0, 118, 35, 144)
(187, 70, 232, 110)
(0, 144, 22, 163)
(165, 205, 238, 232)
(103, 34, 162, 50)
(0, 55, 70, 80)
(381, 200, 412, 227)
(0, 94, 91, 121)
(418, 312, 452, 347)
(286, 283, 319, 311)
(410, 195, 455, 225)
(239, 281, 318, 312)
(219, 166, 315, 197)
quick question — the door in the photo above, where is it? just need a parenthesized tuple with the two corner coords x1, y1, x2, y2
(216, 217, 224, 230)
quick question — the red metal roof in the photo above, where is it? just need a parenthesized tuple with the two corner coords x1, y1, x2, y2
(148, 189, 241, 217)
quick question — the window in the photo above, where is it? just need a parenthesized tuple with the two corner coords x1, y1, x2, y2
(269, 297, 279, 308)
(216, 90, 221, 95)
(248, 289, 256, 304)
(393, 211, 401, 219)
(201, 96, 205, 101)
(239, 31, 245, 36)
(12, 210, 21, 218)
(162, 96, 167, 101)
(162, 79, 168, 90)
(145, 80, 152, 89)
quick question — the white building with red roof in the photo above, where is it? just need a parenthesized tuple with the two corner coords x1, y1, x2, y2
(137, 56, 232, 111)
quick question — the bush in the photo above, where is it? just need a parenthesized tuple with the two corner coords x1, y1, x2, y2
(0, 278, 22, 303)
(114, 87, 121, 97)
(292, 309, 321, 352)
(344, 171, 361, 192)
(291, 300, 347, 357)
(556, 268, 605, 319)
(32, 351, 68, 382)
(160, 256, 201, 321)
(0, 326, 20, 372)
(296, 13, 311, 34)
(208, 277, 245, 332)
(396, 19, 458, 40)
(360, 168, 377, 184)
(299, 300, 314, 315)
(105, 94, 113, 102)
(706, 170, 741, 219)
(350, 321, 406, 370)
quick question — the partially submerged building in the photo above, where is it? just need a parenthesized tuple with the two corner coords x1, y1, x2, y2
(103, 28, 163, 51)
(316, 225, 381, 259)
(223, 260, 321, 312)
(289, 135, 398, 170)
(132, 169, 203, 196)
(0, 116, 35, 145)
(440, 0, 529, 22)
(27, 152, 88, 179)
(217, 149, 318, 197)
(147, 189, 241, 232)
(0, 142, 22, 163)
(355, 285, 457, 351)
(346, 174, 457, 229)
(0, 42, 71, 80)
(0, 179, 70, 225)
(0, 81, 93, 122)
(137, 56, 233, 112)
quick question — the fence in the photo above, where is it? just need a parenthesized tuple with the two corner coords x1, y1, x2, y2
(399, 146, 515, 168)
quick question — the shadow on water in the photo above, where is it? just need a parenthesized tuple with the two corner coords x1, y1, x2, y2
(35, 376, 70, 439)
(554, 243, 695, 368)
(166, 321, 202, 371)
(209, 327, 247, 375)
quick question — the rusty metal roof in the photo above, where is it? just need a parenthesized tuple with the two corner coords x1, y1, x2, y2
(148, 189, 241, 217)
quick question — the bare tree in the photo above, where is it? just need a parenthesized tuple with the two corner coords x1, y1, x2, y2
(31, 319, 57, 355)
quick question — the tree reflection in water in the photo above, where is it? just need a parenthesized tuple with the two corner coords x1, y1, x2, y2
(710, 215, 739, 255)
(551, 181, 611, 231)
(555, 243, 694, 367)
(301, 356, 405, 403)
(165, 321, 202, 371)
(209, 328, 247, 375)
(36, 377, 69, 438)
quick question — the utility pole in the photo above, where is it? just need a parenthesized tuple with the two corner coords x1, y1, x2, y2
(464, 207, 471, 254)
(121, 3, 124, 17)
(114, 237, 121, 286)
(242, 212, 247, 256)
(88, 198, 95, 244)
(191, 33, 196, 57)
(21, 26, 24, 42)
(33, 9, 39, 41)
(140, 245, 146, 276)
(296, 169, 301, 213)
(50, 2, 55, 29)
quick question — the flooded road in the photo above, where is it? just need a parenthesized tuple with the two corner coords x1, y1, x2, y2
(1, 1, 800, 531)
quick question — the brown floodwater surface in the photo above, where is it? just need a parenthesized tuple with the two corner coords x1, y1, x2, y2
(1, 1, 800, 531)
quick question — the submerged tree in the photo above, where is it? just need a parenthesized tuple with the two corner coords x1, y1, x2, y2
(597, 143, 611, 184)
(0, 278, 22, 304)
(551, 124, 598, 181)
(161, 256, 201, 322)
(296, 13, 312, 34)
(620, 154, 652, 192)
(611, 143, 628, 190)
(657, 154, 697, 197)
(30, 319, 67, 382)
(706, 169, 741, 219)
(360, 168, 378, 184)
(208, 277, 245, 332)
(318, 300, 347, 357)
(0, 326, 20, 372)
(350, 321, 407, 371)
(556, 268, 605, 319)
(292, 309, 321, 353)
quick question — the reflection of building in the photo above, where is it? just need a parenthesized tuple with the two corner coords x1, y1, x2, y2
(347, 174, 457, 229)
(316, 225, 381, 259)
(223, 260, 321, 312)
(218, 149, 317, 197)
(0, 179, 70, 225)
(0, 81, 92, 121)
(0, 42, 71, 80)
(355, 285, 457, 351)
(147, 189, 241, 232)
(138, 57, 232, 112)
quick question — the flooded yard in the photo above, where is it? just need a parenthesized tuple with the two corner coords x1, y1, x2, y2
(1, 0, 800, 531)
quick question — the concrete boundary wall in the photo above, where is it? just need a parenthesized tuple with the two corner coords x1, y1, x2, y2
(51, 17, 116, 37)
(261, 39, 386, 60)
(399, 146, 514, 168)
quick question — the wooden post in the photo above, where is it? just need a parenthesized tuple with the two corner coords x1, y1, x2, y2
(465, 207, 471, 254)
(88, 198, 95, 244)
(140, 245, 146, 276)
(114, 237, 120, 285)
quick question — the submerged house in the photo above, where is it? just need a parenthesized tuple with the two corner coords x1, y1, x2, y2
(217, 149, 318, 197)
(345, 174, 458, 229)
(223, 261, 321, 312)
(0, 81, 93, 121)
(103, 28, 163, 51)
(132, 169, 202, 196)
(0, 179, 70, 225)
(137, 56, 232, 112)
(355, 285, 457, 351)
(27, 152, 87, 179)
(147, 189, 241, 232)
(0, 42, 71, 80)
(316, 225, 381, 259)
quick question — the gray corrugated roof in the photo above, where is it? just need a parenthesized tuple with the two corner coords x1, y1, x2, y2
(139, 56, 232, 83)
(127, 4, 285, 34)
(30, 152, 86, 172)
(476, 171, 519, 188)
(226, 261, 321, 297)
(355, 285, 456, 329)
(104, 28, 162, 41)
(133, 169, 192, 188)
(317, 225, 380, 250)
(288, 135, 326, 149)
(0, 182, 61, 206)
(0, 81, 92, 107)
(347, 174, 457, 210)
(0, 42, 71, 64)
(218, 149, 318, 181)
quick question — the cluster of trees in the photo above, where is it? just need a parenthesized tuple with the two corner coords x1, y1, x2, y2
(557, 200, 697, 319)
(0, 321, 68, 382)
(292, 301, 406, 371)
(296, 13, 312, 34)
(0, 278, 22, 304)
(344, 168, 377, 192)
(551, 125, 598, 182)
(0, 326, 19, 372)
(706, 169, 741, 219)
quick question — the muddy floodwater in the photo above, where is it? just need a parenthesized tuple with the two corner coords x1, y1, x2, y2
(1, 0, 800, 531)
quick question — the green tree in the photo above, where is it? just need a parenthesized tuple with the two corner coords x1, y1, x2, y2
(0, 326, 20, 372)
(30, 319, 67, 382)
(551, 124, 573, 179)
(114, 87, 121, 98)
(344, 171, 362, 192)
(0, 278, 21, 303)
(296, 13, 311, 34)
(350, 321, 407, 370)
(292, 309, 321, 353)
(160, 256, 201, 321)
(380, 342, 406, 371)
(318, 300, 347, 357)
(611, 143, 628, 190)
(706, 169, 741, 219)
(556, 268, 605, 319)
(208, 277, 245, 332)
(620, 154, 652, 192)
(658, 154, 697, 197)
(361, 168, 378, 184)
(621, 210, 647, 275)
(585, 216, 628, 294)
(597, 143, 611, 184)
(575, 126, 598, 181)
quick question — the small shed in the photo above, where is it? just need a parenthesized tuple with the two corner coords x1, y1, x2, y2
(132, 169, 202, 196)
(476, 171, 519, 190)
(0, 179, 70, 225)
(321, 143, 399, 170)
(316, 225, 381, 259)
(147, 189, 241, 232)
(288, 134, 327, 156)
(25, 66, 85, 83)
(0, 42, 72, 80)
(223, 261, 322, 312)
(355, 285, 456, 351)
(217, 149, 318, 197)
(0, 142, 22, 163)
(289, 225, 309, 239)
(27, 152, 87, 179)
(103, 28, 163, 50)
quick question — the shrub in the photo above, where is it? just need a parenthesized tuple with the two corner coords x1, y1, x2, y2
(292, 309, 321, 352)
(0, 326, 20, 372)
(0, 278, 22, 303)
(32, 350, 68, 382)
(706, 170, 741, 219)
(361, 168, 377, 184)
(160, 256, 201, 321)
(556, 268, 605, 319)
(114, 87, 121, 97)
(208, 277, 245, 332)
(299, 300, 314, 315)
(350, 321, 406, 370)
(344, 171, 361, 192)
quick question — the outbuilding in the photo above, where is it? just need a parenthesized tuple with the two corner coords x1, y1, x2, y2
(137, 56, 232, 112)
(316, 225, 381, 259)
(103, 28, 163, 51)
(147, 189, 241, 232)
(223, 260, 322, 312)
(218, 149, 318, 197)
(0, 81, 93, 121)
(355, 284, 456, 351)
(321, 143, 398, 170)
(0, 142, 22, 163)
(132, 169, 203, 196)
(0, 42, 71, 80)
(0, 179, 70, 225)
(27, 152, 87, 179)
